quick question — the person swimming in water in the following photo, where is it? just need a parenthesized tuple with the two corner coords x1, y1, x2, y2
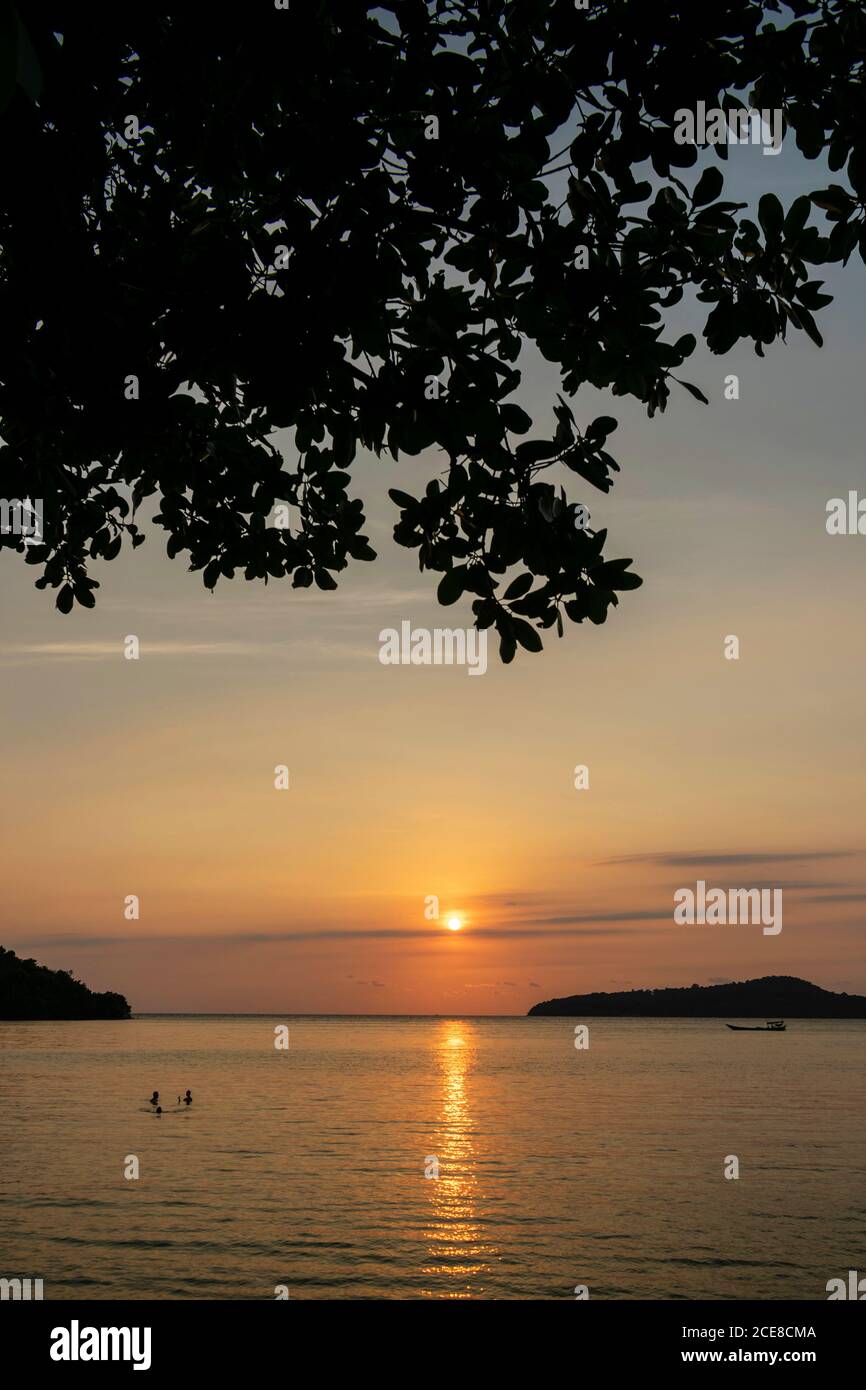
(149, 1091, 159, 1106)
(183, 1089, 192, 1106)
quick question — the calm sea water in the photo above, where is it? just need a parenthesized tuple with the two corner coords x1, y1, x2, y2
(0, 1016, 863, 1300)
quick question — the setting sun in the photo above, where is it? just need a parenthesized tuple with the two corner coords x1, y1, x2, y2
(446, 916, 463, 932)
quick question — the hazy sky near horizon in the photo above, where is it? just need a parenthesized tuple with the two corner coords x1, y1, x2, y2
(2, 134, 866, 1014)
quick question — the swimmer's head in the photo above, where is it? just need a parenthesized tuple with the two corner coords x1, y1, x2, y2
(156, 1106, 162, 1114)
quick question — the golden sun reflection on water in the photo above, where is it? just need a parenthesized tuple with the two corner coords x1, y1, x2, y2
(421, 1021, 498, 1297)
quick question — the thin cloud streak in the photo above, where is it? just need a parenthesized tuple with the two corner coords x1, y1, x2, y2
(11, 922, 651, 950)
(0, 641, 273, 663)
(804, 893, 866, 903)
(600, 851, 859, 867)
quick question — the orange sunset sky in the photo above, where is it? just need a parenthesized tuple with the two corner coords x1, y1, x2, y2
(2, 148, 866, 1014)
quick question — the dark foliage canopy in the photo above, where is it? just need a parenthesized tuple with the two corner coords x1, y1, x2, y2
(0, 944, 131, 1018)
(1, 1, 865, 660)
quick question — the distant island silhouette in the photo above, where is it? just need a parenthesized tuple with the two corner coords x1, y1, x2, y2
(0, 946, 131, 1019)
(527, 975, 866, 1018)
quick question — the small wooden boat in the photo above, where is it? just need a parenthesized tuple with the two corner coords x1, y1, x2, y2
(726, 1020, 786, 1031)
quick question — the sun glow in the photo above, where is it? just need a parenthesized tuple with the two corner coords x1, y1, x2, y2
(446, 916, 463, 932)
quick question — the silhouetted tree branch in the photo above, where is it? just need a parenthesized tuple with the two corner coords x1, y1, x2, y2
(1, 1, 864, 660)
